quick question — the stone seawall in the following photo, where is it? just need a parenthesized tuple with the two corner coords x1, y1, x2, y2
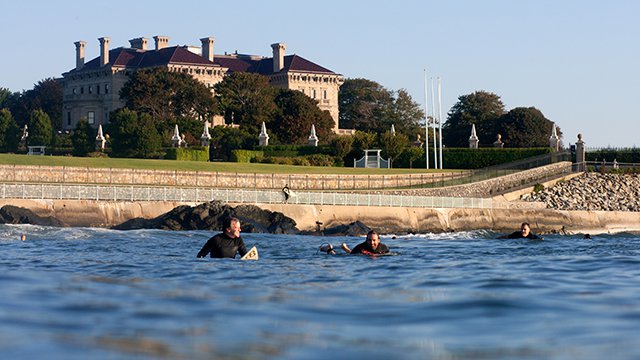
(526, 173, 640, 211)
(3, 198, 638, 235)
(0, 165, 468, 190)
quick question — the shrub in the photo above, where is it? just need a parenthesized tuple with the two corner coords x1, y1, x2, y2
(165, 146, 209, 161)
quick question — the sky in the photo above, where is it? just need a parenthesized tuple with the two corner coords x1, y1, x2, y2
(1, 0, 639, 148)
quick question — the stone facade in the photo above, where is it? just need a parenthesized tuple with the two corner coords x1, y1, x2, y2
(61, 36, 344, 132)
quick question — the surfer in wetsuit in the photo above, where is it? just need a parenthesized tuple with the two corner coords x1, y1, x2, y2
(499, 222, 542, 240)
(197, 217, 248, 258)
(341, 230, 390, 255)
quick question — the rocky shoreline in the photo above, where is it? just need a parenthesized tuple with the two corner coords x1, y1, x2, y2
(524, 173, 640, 212)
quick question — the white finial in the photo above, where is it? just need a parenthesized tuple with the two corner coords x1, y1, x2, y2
(308, 124, 318, 146)
(259, 121, 269, 146)
(470, 124, 478, 140)
(96, 124, 105, 141)
(390, 124, 396, 134)
(549, 123, 560, 151)
(172, 124, 183, 147)
(201, 121, 211, 140)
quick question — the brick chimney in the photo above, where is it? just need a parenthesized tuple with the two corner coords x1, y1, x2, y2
(200, 37, 215, 62)
(74, 40, 86, 70)
(271, 43, 286, 73)
(153, 36, 170, 50)
(129, 37, 148, 50)
(98, 37, 110, 66)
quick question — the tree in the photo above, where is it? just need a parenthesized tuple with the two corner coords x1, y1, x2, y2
(380, 131, 409, 167)
(0, 88, 11, 108)
(442, 91, 506, 147)
(27, 109, 53, 146)
(108, 108, 162, 158)
(0, 109, 20, 152)
(495, 107, 562, 148)
(387, 89, 425, 137)
(29, 78, 63, 130)
(71, 119, 95, 156)
(271, 89, 335, 144)
(338, 78, 393, 133)
(214, 72, 277, 134)
(209, 126, 256, 161)
(120, 68, 216, 123)
(401, 146, 424, 169)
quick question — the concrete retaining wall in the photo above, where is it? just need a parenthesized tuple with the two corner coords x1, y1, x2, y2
(3, 198, 638, 235)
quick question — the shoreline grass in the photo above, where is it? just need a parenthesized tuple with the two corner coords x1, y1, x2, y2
(0, 154, 463, 175)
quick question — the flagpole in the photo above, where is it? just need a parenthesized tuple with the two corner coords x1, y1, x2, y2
(437, 77, 443, 169)
(431, 77, 437, 169)
(423, 69, 429, 170)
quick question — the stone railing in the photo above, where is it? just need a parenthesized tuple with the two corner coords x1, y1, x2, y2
(0, 165, 471, 191)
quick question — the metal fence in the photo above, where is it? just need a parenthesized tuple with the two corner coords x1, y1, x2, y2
(0, 183, 493, 209)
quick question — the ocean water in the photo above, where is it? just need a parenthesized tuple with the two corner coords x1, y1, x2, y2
(1, 225, 639, 360)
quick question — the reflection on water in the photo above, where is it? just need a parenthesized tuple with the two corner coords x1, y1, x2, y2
(1, 225, 639, 359)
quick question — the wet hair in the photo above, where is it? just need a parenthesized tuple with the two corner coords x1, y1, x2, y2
(521, 222, 530, 229)
(223, 217, 240, 231)
(366, 230, 379, 240)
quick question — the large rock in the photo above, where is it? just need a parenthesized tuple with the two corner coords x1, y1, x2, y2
(321, 220, 372, 237)
(112, 200, 299, 234)
(0, 205, 65, 227)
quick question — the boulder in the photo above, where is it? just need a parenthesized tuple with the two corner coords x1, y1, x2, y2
(112, 200, 299, 234)
(0, 205, 65, 227)
(322, 220, 372, 237)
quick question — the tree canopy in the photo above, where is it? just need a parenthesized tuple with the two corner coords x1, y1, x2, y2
(0, 109, 19, 152)
(214, 72, 277, 134)
(338, 79, 424, 136)
(108, 108, 162, 159)
(0, 79, 63, 130)
(271, 89, 335, 144)
(27, 109, 53, 147)
(71, 119, 95, 156)
(119, 67, 216, 123)
(496, 107, 562, 148)
(442, 90, 506, 147)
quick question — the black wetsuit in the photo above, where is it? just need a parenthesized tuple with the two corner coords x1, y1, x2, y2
(500, 231, 542, 240)
(197, 233, 248, 258)
(350, 241, 390, 255)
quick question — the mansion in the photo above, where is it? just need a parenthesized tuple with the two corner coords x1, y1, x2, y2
(61, 36, 347, 133)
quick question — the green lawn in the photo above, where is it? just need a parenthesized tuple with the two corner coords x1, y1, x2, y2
(0, 154, 461, 175)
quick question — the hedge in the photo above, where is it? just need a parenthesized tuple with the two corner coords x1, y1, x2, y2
(586, 149, 640, 163)
(165, 146, 209, 162)
(442, 148, 553, 169)
(231, 149, 264, 163)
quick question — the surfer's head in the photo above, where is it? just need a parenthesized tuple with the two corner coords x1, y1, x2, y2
(366, 230, 380, 250)
(224, 217, 242, 238)
(520, 223, 531, 237)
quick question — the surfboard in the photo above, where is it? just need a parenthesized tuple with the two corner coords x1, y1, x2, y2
(241, 246, 259, 260)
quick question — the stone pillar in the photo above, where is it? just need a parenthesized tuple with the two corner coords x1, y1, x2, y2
(200, 37, 214, 62)
(154, 36, 170, 50)
(493, 134, 504, 148)
(469, 124, 479, 149)
(308, 124, 318, 147)
(575, 133, 586, 167)
(129, 37, 148, 50)
(99, 37, 110, 67)
(74, 41, 86, 70)
(549, 123, 560, 151)
(271, 43, 286, 72)
(259, 121, 269, 146)
(200, 121, 211, 147)
(95, 124, 106, 151)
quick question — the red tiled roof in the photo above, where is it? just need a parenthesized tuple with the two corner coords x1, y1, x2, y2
(67, 46, 337, 76)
